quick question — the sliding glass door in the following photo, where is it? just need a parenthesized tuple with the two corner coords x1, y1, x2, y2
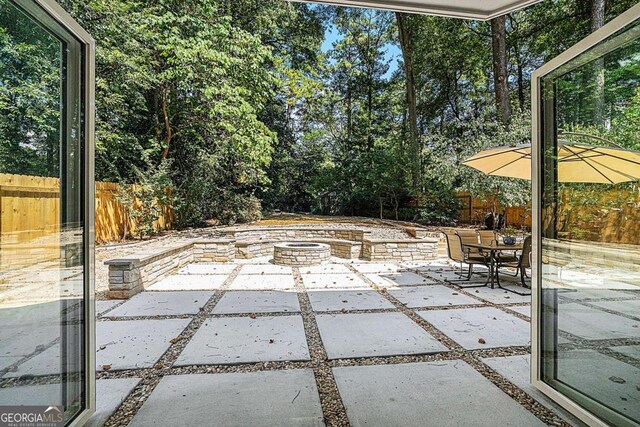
(0, 1, 94, 426)
(532, 4, 640, 427)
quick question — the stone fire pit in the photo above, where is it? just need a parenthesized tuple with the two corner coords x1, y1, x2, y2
(273, 242, 331, 266)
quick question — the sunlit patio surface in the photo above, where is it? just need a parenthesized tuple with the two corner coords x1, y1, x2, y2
(2, 256, 639, 426)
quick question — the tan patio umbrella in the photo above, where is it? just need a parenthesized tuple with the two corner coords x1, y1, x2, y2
(462, 142, 640, 184)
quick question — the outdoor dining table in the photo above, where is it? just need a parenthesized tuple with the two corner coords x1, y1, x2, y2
(462, 242, 524, 291)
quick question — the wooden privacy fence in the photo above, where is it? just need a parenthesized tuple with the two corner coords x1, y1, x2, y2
(455, 192, 532, 229)
(455, 188, 640, 245)
(0, 173, 174, 272)
(0, 174, 61, 272)
(95, 181, 173, 243)
(554, 186, 640, 245)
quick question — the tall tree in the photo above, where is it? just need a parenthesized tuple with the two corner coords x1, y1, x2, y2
(330, 8, 393, 149)
(41, 0, 637, 228)
(591, 0, 606, 127)
(491, 15, 511, 124)
(590, 0, 606, 38)
(508, 15, 527, 112)
(396, 12, 419, 189)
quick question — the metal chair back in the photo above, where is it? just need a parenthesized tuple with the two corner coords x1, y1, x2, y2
(478, 230, 497, 247)
(440, 230, 464, 263)
(455, 229, 481, 254)
(520, 236, 532, 268)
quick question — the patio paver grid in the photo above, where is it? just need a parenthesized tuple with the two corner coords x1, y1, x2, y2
(3, 258, 637, 426)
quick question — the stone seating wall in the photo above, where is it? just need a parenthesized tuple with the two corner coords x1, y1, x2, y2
(106, 228, 444, 299)
(106, 243, 195, 299)
(362, 238, 440, 262)
(542, 239, 640, 273)
(192, 240, 236, 263)
(235, 238, 361, 260)
(226, 227, 372, 242)
(405, 227, 448, 256)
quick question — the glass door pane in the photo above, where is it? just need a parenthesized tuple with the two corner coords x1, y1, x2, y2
(538, 13, 640, 427)
(0, 0, 93, 425)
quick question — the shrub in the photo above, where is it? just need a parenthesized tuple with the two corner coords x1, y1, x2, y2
(116, 160, 177, 239)
(211, 192, 263, 225)
(398, 192, 462, 226)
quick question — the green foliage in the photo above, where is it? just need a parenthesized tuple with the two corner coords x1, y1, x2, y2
(423, 189, 463, 225)
(399, 193, 462, 226)
(410, 16, 493, 126)
(297, 8, 414, 218)
(0, 1, 60, 176)
(4, 0, 639, 231)
(611, 88, 640, 151)
(116, 160, 176, 239)
(210, 192, 263, 226)
(423, 111, 532, 211)
(58, 0, 325, 226)
(567, 86, 640, 152)
(261, 128, 328, 213)
(556, 183, 638, 242)
(501, 226, 518, 238)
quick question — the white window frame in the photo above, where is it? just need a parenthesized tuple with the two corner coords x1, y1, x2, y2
(288, 0, 543, 20)
(530, 4, 640, 427)
(9, 1, 96, 425)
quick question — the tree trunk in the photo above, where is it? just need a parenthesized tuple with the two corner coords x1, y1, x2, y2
(591, 0, 606, 127)
(346, 82, 352, 145)
(396, 12, 420, 190)
(514, 44, 525, 112)
(122, 204, 129, 241)
(393, 194, 399, 220)
(401, 108, 407, 151)
(160, 86, 172, 160)
(491, 15, 511, 125)
(367, 75, 373, 148)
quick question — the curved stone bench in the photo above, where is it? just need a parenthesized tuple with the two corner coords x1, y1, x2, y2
(362, 238, 439, 262)
(226, 227, 372, 242)
(235, 238, 361, 260)
(105, 239, 235, 299)
(234, 240, 274, 259)
(105, 242, 194, 299)
(105, 232, 440, 299)
(405, 227, 448, 256)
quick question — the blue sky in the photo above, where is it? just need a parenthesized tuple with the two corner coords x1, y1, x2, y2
(321, 24, 402, 79)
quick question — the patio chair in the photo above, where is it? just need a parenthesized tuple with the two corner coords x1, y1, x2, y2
(478, 230, 498, 247)
(497, 235, 532, 289)
(455, 229, 483, 256)
(440, 230, 488, 281)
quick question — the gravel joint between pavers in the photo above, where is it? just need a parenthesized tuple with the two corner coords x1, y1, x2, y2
(89, 260, 577, 427)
